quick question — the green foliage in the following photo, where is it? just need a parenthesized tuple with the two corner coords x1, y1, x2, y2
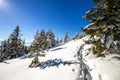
(29, 29, 56, 57)
(96, 53, 105, 57)
(83, 0, 120, 56)
(88, 39, 107, 56)
(29, 57, 39, 67)
(64, 32, 70, 42)
(72, 33, 79, 40)
(0, 25, 27, 61)
(29, 29, 56, 67)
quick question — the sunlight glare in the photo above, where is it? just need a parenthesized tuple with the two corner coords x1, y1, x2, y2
(0, 0, 8, 10)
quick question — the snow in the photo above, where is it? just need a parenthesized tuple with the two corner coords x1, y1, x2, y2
(0, 38, 120, 80)
(82, 43, 120, 80)
(0, 39, 83, 80)
(83, 23, 94, 29)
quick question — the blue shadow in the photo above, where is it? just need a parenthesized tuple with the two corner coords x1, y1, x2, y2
(36, 58, 78, 69)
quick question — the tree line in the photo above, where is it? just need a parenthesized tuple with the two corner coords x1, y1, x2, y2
(0, 25, 81, 62)
(1, 0, 118, 63)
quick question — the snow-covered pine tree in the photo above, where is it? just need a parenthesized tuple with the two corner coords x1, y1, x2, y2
(0, 44, 1, 61)
(46, 34, 52, 49)
(0, 40, 7, 60)
(60, 38, 63, 43)
(29, 29, 56, 55)
(0, 25, 26, 61)
(46, 29, 55, 48)
(56, 36, 59, 44)
(39, 29, 46, 50)
(83, 0, 120, 57)
(40, 29, 46, 42)
(29, 30, 44, 67)
(64, 32, 70, 43)
(72, 33, 79, 40)
(29, 30, 44, 56)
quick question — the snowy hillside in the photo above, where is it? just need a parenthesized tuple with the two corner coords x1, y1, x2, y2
(0, 39, 82, 80)
(0, 38, 120, 80)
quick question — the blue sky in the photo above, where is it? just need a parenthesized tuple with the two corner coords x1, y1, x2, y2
(0, 0, 94, 43)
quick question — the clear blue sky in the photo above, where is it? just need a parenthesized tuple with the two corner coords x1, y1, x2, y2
(0, 0, 94, 43)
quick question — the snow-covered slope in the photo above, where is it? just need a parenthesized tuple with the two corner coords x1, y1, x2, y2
(0, 39, 83, 80)
(81, 42, 120, 80)
(0, 38, 120, 80)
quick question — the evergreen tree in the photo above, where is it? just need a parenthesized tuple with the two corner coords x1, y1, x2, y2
(40, 29, 46, 42)
(46, 29, 55, 47)
(29, 29, 56, 67)
(59, 38, 63, 43)
(29, 30, 44, 57)
(29, 29, 56, 55)
(39, 29, 46, 50)
(72, 33, 79, 40)
(29, 30, 44, 67)
(64, 32, 70, 43)
(56, 36, 59, 44)
(83, 0, 120, 56)
(0, 25, 27, 61)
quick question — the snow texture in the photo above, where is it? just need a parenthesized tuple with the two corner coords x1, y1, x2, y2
(0, 39, 81, 80)
(0, 38, 120, 80)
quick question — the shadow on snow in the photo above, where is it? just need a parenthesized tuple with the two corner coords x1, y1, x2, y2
(36, 58, 78, 69)
(19, 55, 29, 59)
(112, 56, 120, 60)
(0, 61, 10, 64)
(50, 47, 66, 51)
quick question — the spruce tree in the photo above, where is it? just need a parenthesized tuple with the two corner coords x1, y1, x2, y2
(29, 30, 44, 57)
(40, 29, 46, 42)
(46, 29, 55, 47)
(64, 32, 70, 43)
(60, 38, 63, 43)
(29, 30, 44, 67)
(72, 33, 79, 40)
(29, 29, 56, 67)
(39, 29, 46, 50)
(83, 0, 120, 56)
(56, 36, 59, 44)
(0, 25, 26, 61)
(29, 29, 56, 55)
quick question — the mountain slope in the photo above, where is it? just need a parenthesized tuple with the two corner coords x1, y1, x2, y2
(0, 39, 83, 80)
(0, 38, 120, 80)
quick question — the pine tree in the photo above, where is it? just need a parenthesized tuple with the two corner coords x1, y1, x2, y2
(29, 30, 44, 67)
(60, 38, 63, 43)
(29, 30, 44, 56)
(29, 29, 56, 55)
(64, 32, 70, 43)
(0, 25, 27, 61)
(56, 36, 59, 44)
(46, 29, 55, 47)
(29, 29, 56, 67)
(40, 29, 46, 42)
(83, 0, 120, 56)
(39, 29, 46, 50)
(72, 33, 79, 40)
(0, 45, 1, 60)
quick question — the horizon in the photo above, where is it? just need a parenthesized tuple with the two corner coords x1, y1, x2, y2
(0, 0, 94, 44)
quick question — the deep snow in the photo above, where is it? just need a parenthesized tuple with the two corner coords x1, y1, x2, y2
(0, 38, 120, 80)
(0, 40, 82, 80)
